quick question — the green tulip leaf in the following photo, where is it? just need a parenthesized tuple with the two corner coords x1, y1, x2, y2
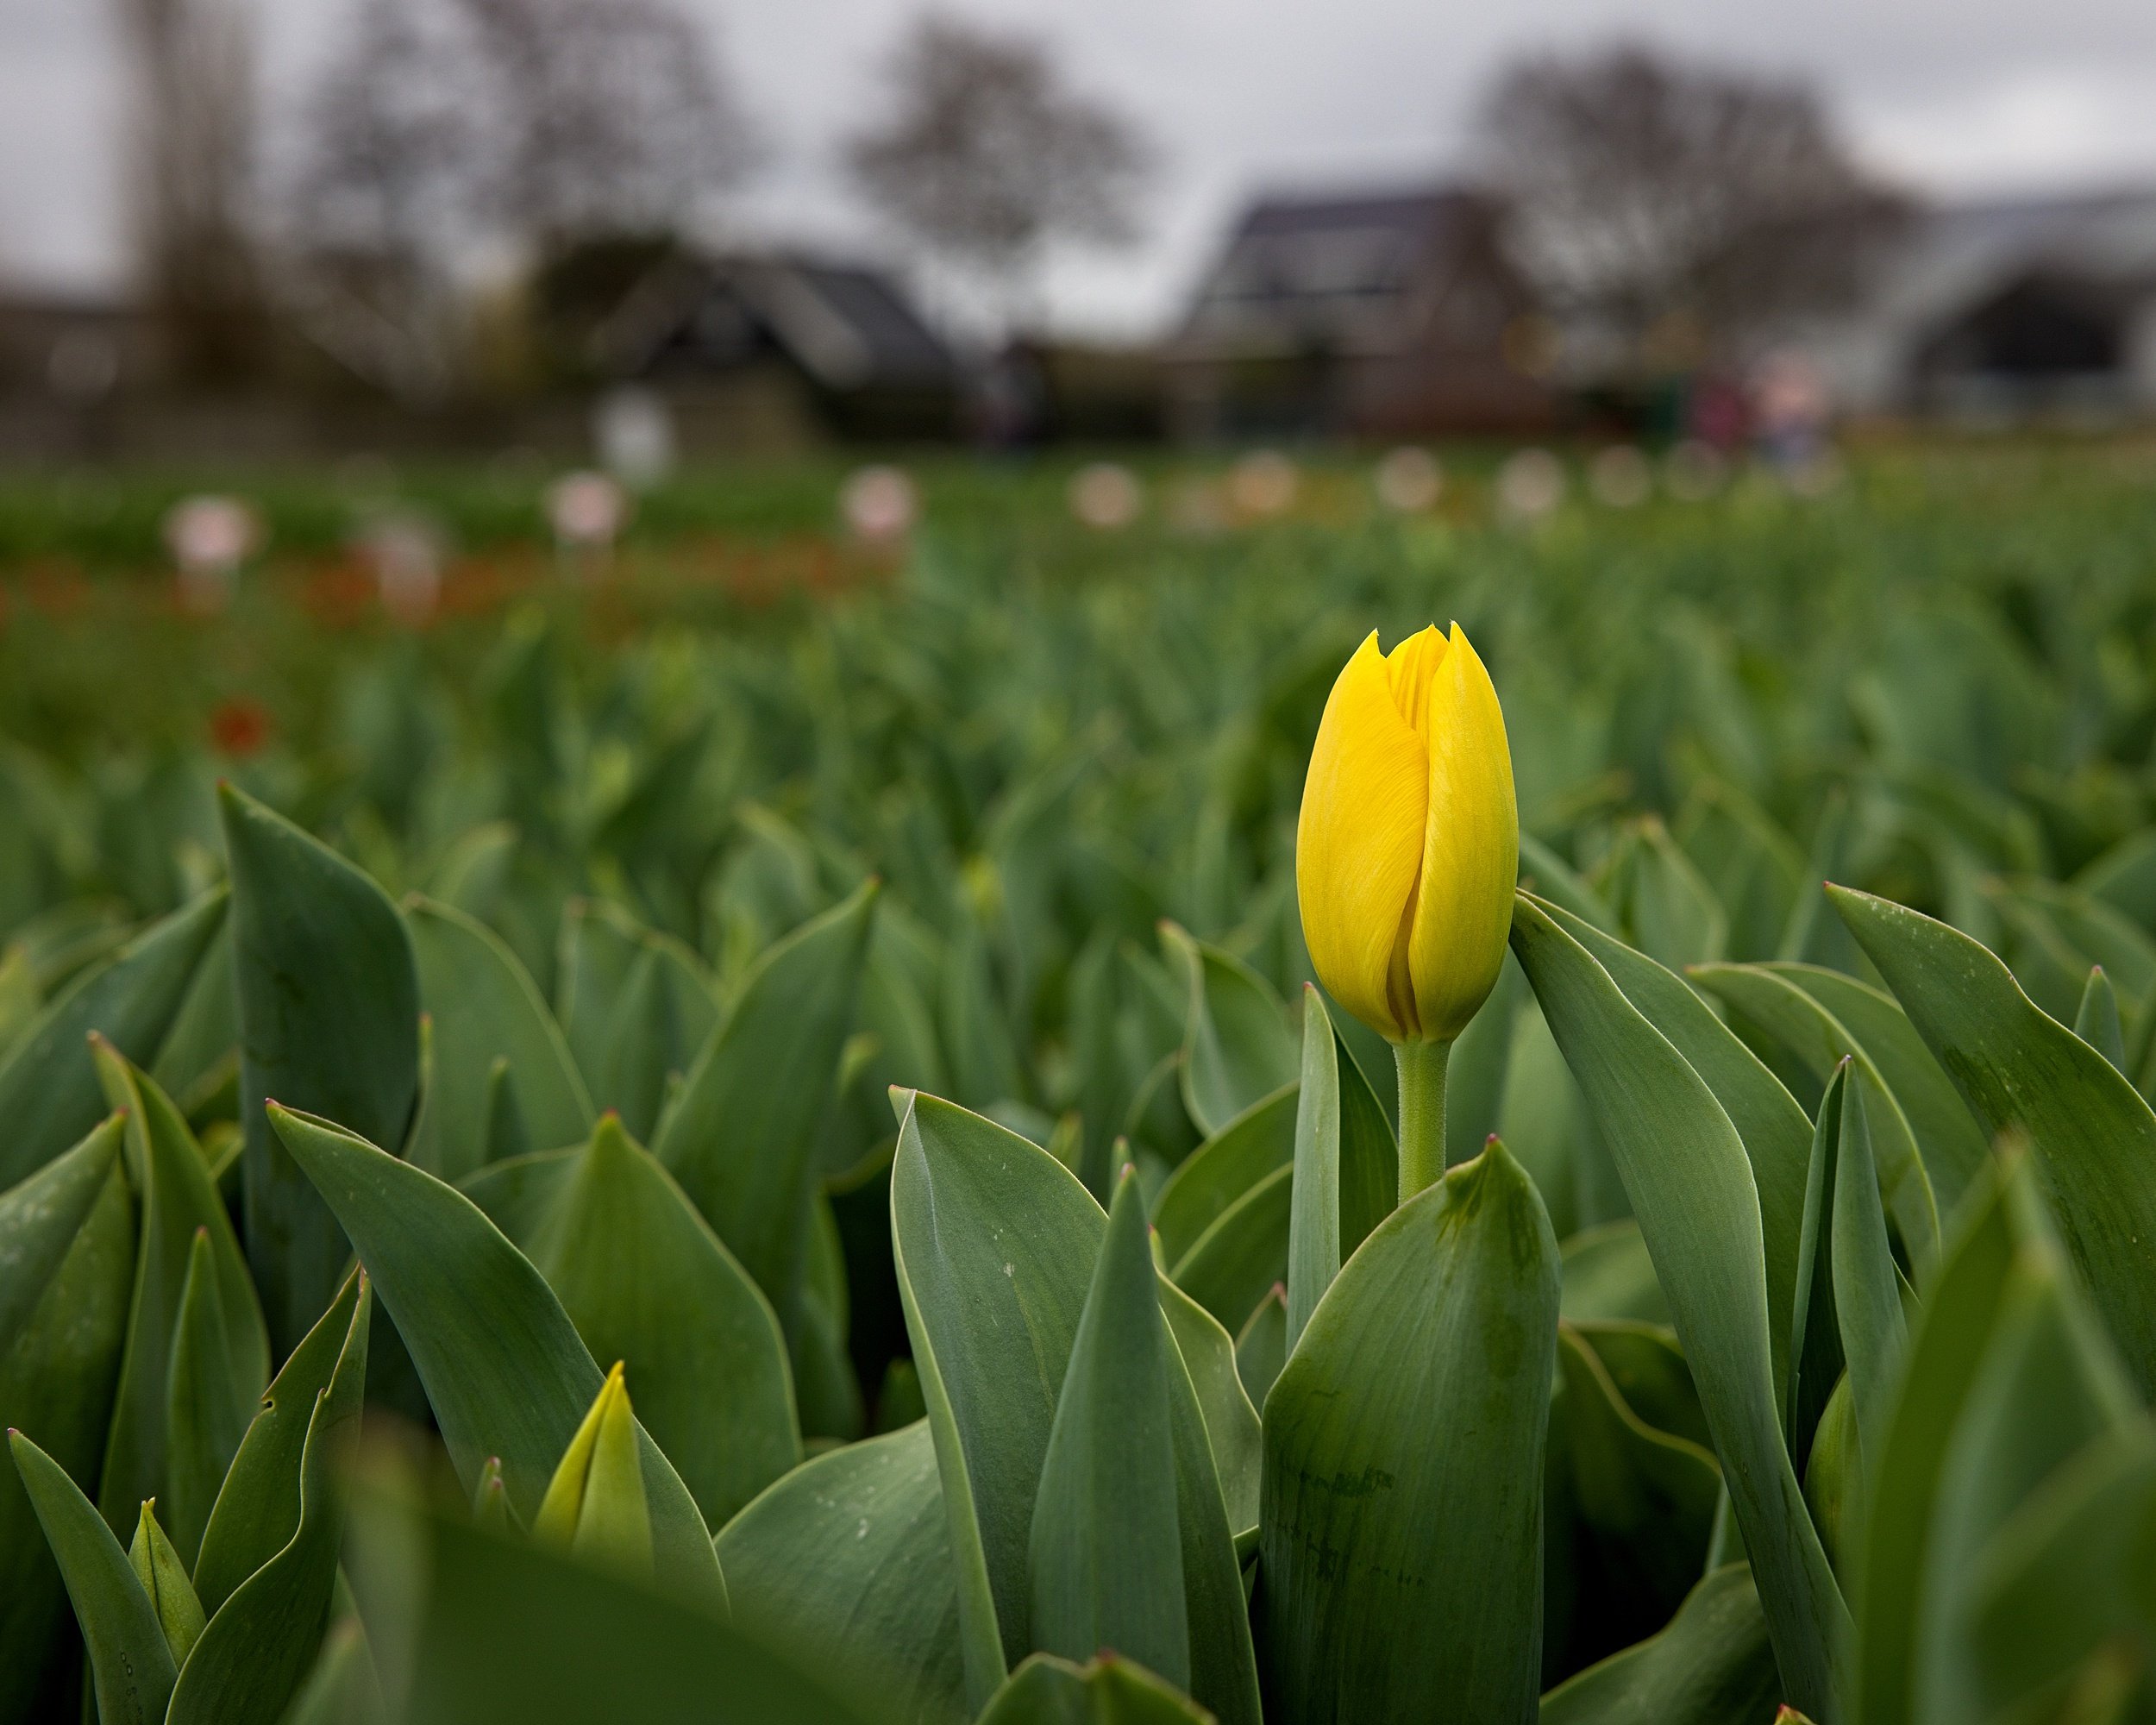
(162, 1226, 256, 1565)
(1169, 1162, 1291, 1333)
(2073, 963, 2128, 1070)
(1510, 893, 1844, 1717)
(1030, 1170, 1188, 1686)
(128, 1498, 206, 1667)
(1157, 1274, 1263, 1536)
(405, 896, 592, 1180)
(1830, 885, 2156, 1398)
(281, 1617, 390, 1725)
(0, 888, 226, 1190)
(1232, 1287, 1286, 1433)
(655, 881, 877, 1334)
(7, 1426, 177, 1725)
(0, 1120, 135, 1718)
(92, 1041, 268, 1545)
(222, 783, 419, 1353)
(1558, 1222, 1670, 1328)
(527, 1114, 800, 1530)
(976, 1652, 1214, 1724)
(1150, 1083, 1296, 1269)
(1538, 1563, 1780, 1725)
(1571, 1320, 1708, 1451)
(456, 1144, 577, 1249)
(1160, 924, 1297, 1138)
(1284, 985, 1397, 1352)
(164, 1267, 369, 1725)
(718, 1421, 968, 1725)
(1261, 1138, 1557, 1724)
(267, 1104, 727, 1613)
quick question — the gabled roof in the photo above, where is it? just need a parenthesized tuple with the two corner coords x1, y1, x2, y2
(596, 251, 957, 392)
(1175, 184, 1502, 360)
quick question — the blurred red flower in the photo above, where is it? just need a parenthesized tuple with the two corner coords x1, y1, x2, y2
(210, 699, 273, 757)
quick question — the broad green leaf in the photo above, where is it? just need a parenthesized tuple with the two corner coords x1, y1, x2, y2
(1538, 1563, 1780, 1725)
(1827, 1078, 1908, 1480)
(282, 1617, 390, 1725)
(1150, 1083, 1296, 1268)
(1572, 1320, 1707, 1451)
(1689, 962, 1940, 1283)
(1260, 1138, 1557, 1724)
(222, 784, 419, 1353)
(1445, 956, 1526, 1164)
(7, 1427, 177, 1725)
(1519, 832, 1615, 933)
(1830, 885, 2156, 1398)
(391, 1505, 880, 1725)
(0, 1120, 135, 1720)
(1283, 986, 1396, 1352)
(0, 888, 226, 1189)
(1169, 1162, 1290, 1332)
(1550, 1323, 1722, 1674)
(717, 1421, 968, 1725)
(1232, 1288, 1286, 1421)
(92, 1041, 268, 1543)
(1532, 903, 1808, 1405)
(193, 1270, 366, 1613)
(891, 1095, 1257, 1722)
(128, 1499, 205, 1666)
(1598, 817, 1727, 970)
(147, 924, 236, 1119)
(1848, 1159, 2016, 1725)
(163, 1269, 370, 1725)
(163, 1226, 255, 1565)
(1030, 1170, 1188, 1686)
(455, 1143, 577, 1249)
(1967, 1423, 2156, 1715)
(794, 1187, 864, 1441)
(1757, 963, 1990, 1215)
(480, 1057, 532, 1162)
(1160, 924, 1297, 1138)
(266, 1104, 727, 1613)
(1558, 1222, 1670, 1328)
(1156, 1275, 1262, 1536)
(405, 896, 592, 1179)
(1510, 893, 1844, 1717)
(655, 882, 877, 1333)
(976, 1653, 1214, 1724)
(527, 1114, 799, 1530)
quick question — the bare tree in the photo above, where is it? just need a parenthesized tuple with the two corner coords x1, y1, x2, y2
(281, 0, 479, 398)
(847, 15, 1150, 329)
(451, 0, 756, 253)
(117, 0, 264, 380)
(1476, 43, 1905, 370)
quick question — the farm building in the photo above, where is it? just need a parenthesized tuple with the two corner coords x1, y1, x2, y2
(1163, 185, 1557, 438)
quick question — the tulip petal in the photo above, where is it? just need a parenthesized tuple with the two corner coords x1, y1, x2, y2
(1407, 626, 1519, 1042)
(1383, 626, 1448, 738)
(1298, 633, 1429, 1042)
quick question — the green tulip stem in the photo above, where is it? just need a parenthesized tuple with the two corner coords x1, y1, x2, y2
(1394, 1037, 1453, 1202)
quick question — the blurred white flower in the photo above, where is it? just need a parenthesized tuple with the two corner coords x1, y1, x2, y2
(1374, 446, 1443, 513)
(595, 387, 677, 489)
(548, 471, 629, 554)
(842, 466, 918, 543)
(1229, 450, 1299, 518)
(1588, 446, 1652, 508)
(1496, 448, 1566, 522)
(358, 513, 445, 627)
(1068, 461, 1144, 530)
(163, 495, 260, 615)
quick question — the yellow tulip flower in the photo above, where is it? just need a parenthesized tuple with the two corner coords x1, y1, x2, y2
(1296, 623, 1517, 1045)
(1297, 623, 1517, 1196)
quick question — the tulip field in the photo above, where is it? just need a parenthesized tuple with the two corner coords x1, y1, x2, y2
(5, 442, 2156, 1724)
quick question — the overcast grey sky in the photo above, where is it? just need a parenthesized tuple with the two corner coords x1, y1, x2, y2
(6, 0, 2156, 336)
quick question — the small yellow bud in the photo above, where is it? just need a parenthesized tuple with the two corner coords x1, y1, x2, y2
(1295, 624, 1517, 1044)
(534, 1360, 652, 1577)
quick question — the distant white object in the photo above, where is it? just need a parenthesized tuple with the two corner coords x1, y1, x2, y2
(1496, 448, 1566, 521)
(842, 466, 918, 543)
(360, 514, 445, 626)
(163, 495, 260, 614)
(1068, 462, 1143, 530)
(1664, 441, 1728, 501)
(1229, 449, 1299, 517)
(595, 387, 677, 488)
(548, 470, 629, 555)
(1374, 447, 1443, 512)
(1588, 446, 1653, 508)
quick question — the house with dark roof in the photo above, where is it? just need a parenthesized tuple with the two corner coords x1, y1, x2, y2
(1791, 189, 2156, 421)
(1164, 185, 1555, 438)
(588, 251, 963, 440)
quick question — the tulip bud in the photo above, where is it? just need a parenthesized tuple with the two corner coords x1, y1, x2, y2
(535, 1360, 652, 1577)
(1295, 624, 1517, 1046)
